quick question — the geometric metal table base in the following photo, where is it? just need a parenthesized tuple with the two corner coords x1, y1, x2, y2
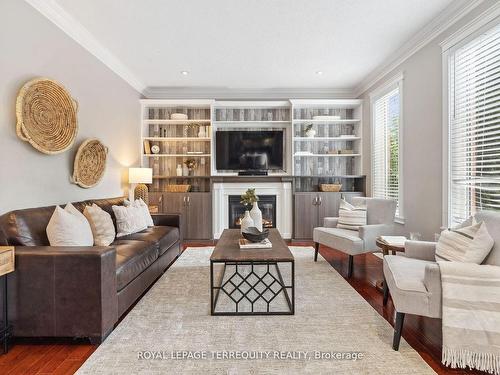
(210, 260, 295, 316)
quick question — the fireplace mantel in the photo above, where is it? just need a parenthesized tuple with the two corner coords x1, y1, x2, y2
(212, 182, 293, 239)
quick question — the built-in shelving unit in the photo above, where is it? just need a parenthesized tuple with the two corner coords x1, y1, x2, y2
(290, 99, 364, 192)
(140, 99, 365, 194)
(140, 99, 214, 193)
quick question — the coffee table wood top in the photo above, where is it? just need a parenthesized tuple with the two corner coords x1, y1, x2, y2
(211, 229, 294, 262)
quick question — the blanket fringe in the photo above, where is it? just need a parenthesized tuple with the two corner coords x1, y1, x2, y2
(443, 346, 500, 375)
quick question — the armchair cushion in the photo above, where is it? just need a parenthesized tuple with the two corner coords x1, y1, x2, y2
(313, 227, 363, 255)
(383, 255, 441, 318)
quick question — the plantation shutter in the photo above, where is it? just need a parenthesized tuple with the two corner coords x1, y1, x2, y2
(372, 86, 401, 217)
(448, 23, 500, 226)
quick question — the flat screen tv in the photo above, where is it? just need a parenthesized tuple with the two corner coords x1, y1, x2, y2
(216, 130, 284, 171)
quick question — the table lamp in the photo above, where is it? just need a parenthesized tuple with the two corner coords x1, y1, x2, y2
(129, 168, 152, 203)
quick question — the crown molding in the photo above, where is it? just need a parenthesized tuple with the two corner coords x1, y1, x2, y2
(25, 0, 146, 94)
(440, 2, 500, 51)
(354, 0, 485, 97)
(143, 86, 356, 99)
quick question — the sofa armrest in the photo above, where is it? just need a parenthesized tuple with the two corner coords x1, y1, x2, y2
(358, 224, 394, 251)
(405, 240, 436, 261)
(152, 213, 181, 228)
(323, 217, 338, 228)
(11, 246, 118, 340)
(152, 213, 182, 243)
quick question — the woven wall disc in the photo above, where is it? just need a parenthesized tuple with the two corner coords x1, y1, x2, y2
(71, 139, 108, 189)
(16, 78, 78, 154)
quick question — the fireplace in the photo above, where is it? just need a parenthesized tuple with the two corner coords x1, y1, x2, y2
(228, 195, 277, 229)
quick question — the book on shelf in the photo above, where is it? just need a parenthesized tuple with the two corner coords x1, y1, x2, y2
(239, 238, 272, 249)
(378, 236, 407, 247)
(143, 140, 151, 154)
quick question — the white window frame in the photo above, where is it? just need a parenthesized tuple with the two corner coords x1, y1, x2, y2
(441, 7, 500, 227)
(369, 73, 404, 223)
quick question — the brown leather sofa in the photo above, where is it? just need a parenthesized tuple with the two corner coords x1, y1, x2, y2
(0, 197, 182, 344)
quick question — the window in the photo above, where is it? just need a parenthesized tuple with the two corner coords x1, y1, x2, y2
(370, 75, 403, 220)
(447, 23, 500, 226)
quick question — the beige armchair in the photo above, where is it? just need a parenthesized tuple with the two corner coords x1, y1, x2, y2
(313, 197, 397, 277)
(383, 210, 500, 350)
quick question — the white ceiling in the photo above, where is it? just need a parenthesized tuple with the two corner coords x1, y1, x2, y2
(42, 0, 458, 92)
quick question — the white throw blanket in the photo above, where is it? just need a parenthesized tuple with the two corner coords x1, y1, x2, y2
(439, 261, 500, 374)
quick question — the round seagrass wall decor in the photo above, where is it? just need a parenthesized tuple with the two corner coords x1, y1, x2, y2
(71, 139, 108, 188)
(16, 78, 78, 154)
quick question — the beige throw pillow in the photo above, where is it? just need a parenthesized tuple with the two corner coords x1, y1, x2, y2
(337, 199, 367, 231)
(125, 199, 154, 227)
(436, 219, 494, 263)
(112, 204, 147, 237)
(84, 204, 116, 246)
(46, 203, 93, 246)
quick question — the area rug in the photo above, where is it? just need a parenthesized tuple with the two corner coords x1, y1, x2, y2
(76, 247, 434, 374)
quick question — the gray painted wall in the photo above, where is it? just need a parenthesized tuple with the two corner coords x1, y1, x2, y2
(359, 0, 498, 240)
(0, 0, 141, 214)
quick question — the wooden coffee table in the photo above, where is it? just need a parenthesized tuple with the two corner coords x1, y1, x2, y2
(210, 229, 295, 316)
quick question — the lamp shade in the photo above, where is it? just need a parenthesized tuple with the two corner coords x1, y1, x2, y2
(129, 168, 152, 184)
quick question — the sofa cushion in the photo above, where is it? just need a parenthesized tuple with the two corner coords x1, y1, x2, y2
(113, 239, 159, 291)
(313, 227, 364, 255)
(121, 226, 179, 256)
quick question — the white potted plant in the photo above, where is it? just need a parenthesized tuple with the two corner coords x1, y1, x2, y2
(240, 188, 262, 232)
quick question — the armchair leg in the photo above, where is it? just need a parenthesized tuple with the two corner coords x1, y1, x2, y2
(392, 312, 405, 351)
(347, 255, 353, 278)
(314, 242, 319, 262)
(383, 278, 389, 306)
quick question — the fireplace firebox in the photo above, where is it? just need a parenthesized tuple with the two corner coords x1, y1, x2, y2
(228, 195, 277, 229)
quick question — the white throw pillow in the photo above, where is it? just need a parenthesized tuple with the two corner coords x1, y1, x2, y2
(46, 203, 94, 246)
(436, 219, 494, 263)
(125, 199, 154, 227)
(337, 199, 367, 231)
(112, 204, 147, 237)
(83, 204, 116, 246)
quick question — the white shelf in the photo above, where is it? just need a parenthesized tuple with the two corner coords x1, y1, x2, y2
(143, 154, 211, 157)
(143, 119, 211, 124)
(292, 119, 360, 123)
(293, 153, 361, 157)
(294, 137, 360, 141)
(213, 120, 290, 124)
(143, 137, 211, 141)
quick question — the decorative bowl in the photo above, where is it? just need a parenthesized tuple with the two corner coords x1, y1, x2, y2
(242, 227, 269, 243)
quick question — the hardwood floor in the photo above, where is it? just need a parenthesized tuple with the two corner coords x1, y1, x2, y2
(0, 242, 483, 374)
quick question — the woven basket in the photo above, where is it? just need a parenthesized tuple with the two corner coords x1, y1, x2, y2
(16, 78, 78, 154)
(319, 184, 342, 192)
(71, 139, 108, 188)
(165, 184, 191, 193)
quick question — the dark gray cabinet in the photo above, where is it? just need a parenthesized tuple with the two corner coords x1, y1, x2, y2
(293, 192, 364, 239)
(159, 192, 212, 240)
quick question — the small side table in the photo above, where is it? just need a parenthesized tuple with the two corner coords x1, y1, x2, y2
(0, 246, 15, 354)
(375, 238, 405, 292)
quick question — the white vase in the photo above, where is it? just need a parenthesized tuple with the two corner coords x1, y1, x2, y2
(198, 126, 206, 138)
(240, 210, 254, 233)
(250, 202, 263, 231)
